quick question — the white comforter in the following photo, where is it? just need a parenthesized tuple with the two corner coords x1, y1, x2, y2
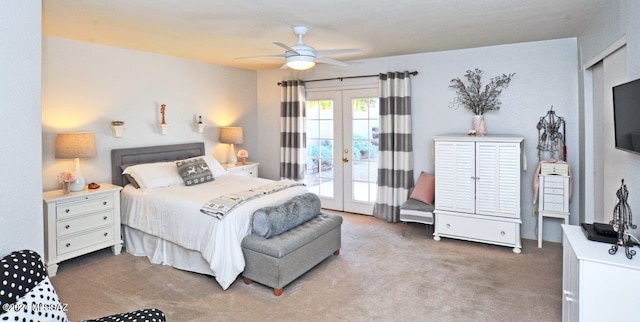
(120, 174, 308, 290)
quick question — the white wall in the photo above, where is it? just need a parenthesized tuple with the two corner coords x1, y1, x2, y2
(577, 0, 640, 238)
(257, 38, 580, 242)
(42, 37, 257, 191)
(0, 1, 44, 256)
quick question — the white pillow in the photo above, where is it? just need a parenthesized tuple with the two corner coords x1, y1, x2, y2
(179, 155, 228, 178)
(122, 161, 184, 192)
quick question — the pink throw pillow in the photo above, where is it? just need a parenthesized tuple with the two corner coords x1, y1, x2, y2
(409, 172, 435, 205)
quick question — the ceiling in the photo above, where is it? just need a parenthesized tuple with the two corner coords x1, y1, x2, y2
(42, 0, 606, 71)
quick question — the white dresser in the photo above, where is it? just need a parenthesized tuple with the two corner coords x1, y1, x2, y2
(433, 135, 524, 253)
(224, 162, 259, 177)
(562, 225, 640, 322)
(43, 183, 122, 276)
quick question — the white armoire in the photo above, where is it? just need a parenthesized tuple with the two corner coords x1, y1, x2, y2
(433, 135, 524, 253)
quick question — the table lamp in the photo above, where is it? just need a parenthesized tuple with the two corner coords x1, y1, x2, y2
(55, 132, 97, 191)
(219, 127, 243, 166)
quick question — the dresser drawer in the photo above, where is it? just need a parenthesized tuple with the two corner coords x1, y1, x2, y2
(543, 194, 565, 203)
(544, 181, 565, 189)
(56, 197, 113, 218)
(57, 227, 113, 255)
(57, 211, 113, 237)
(436, 214, 517, 245)
(543, 201, 566, 212)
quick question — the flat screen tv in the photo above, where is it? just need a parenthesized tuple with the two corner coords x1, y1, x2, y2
(613, 78, 640, 155)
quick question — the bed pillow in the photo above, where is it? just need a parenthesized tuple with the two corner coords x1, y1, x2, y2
(120, 164, 140, 189)
(175, 157, 214, 186)
(178, 155, 228, 178)
(252, 193, 321, 238)
(409, 171, 435, 205)
(122, 161, 184, 192)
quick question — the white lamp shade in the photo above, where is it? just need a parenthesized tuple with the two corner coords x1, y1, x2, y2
(55, 132, 97, 158)
(219, 127, 244, 144)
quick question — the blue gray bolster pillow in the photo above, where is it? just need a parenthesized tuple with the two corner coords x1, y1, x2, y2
(252, 193, 321, 238)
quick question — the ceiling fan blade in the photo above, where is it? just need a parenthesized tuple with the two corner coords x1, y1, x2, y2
(316, 48, 362, 57)
(316, 57, 348, 67)
(280, 63, 289, 70)
(235, 54, 284, 60)
(273, 42, 299, 54)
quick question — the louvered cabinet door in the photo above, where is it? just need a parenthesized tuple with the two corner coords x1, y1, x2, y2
(434, 140, 475, 214)
(475, 142, 521, 218)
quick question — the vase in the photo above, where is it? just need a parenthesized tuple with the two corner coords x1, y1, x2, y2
(62, 182, 71, 195)
(473, 115, 484, 133)
(478, 119, 486, 136)
(240, 157, 247, 165)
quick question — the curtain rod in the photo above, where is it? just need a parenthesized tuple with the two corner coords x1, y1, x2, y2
(277, 71, 418, 86)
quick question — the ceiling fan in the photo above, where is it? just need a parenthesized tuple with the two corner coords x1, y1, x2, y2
(236, 25, 361, 70)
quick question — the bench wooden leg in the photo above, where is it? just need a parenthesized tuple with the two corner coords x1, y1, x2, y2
(274, 288, 283, 296)
(334, 249, 340, 255)
(243, 277, 252, 285)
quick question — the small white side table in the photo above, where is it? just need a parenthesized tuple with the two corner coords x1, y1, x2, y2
(43, 183, 123, 276)
(538, 174, 570, 248)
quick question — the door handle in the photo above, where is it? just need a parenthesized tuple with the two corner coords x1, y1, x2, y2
(343, 157, 349, 163)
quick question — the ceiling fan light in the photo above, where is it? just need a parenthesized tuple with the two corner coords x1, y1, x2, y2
(286, 55, 316, 70)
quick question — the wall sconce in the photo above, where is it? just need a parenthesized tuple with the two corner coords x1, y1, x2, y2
(110, 121, 125, 138)
(159, 104, 169, 135)
(55, 132, 97, 191)
(219, 126, 243, 165)
(196, 115, 206, 134)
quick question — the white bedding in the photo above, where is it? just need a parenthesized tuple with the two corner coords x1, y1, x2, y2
(120, 174, 308, 290)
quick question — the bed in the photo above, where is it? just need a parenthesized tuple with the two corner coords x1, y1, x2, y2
(111, 142, 308, 290)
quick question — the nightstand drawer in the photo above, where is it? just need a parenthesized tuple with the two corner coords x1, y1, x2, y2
(226, 163, 259, 177)
(57, 227, 113, 255)
(57, 211, 113, 237)
(56, 197, 113, 218)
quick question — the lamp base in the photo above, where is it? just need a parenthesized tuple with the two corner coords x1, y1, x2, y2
(228, 144, 238, 165)
(70, 158, 86, 192)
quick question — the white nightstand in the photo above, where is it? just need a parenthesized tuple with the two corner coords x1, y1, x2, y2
(43, 183, 123, 276)
(223, 162, 259, 177)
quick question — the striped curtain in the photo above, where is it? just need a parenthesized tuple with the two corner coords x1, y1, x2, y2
(280, 80, 306, 180)
(373, 71, 414, 222)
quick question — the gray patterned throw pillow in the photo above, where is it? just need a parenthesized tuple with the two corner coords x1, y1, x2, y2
(175, 158, 214, 186)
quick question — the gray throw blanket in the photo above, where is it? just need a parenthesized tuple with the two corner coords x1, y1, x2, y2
(252, 193, 321, 238)
(200, 181, 305, 220)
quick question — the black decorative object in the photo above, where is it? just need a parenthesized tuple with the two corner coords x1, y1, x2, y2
(608, 179, 636, 259)
(537, 106, 566, 161)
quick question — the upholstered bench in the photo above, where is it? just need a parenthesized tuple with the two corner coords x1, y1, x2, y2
(400, 198, 435, 236)
(241, 212, 342, 296)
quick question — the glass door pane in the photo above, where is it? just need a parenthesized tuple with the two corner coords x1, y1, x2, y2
(343, 88, 379, 215)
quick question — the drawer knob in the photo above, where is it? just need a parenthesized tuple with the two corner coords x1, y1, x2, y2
(501, 231, 505, 236)
(103, 216, 108, 220)
(103, 201, 108, 206)
(65, 225, 70, 229)
(446, 224, 450, 228)
(104, 232, 108, 237)
(65, 243, 70, 247)
(65, 209, 70, 213)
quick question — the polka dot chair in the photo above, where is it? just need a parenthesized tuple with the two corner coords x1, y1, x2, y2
(0, 250, 165, 322)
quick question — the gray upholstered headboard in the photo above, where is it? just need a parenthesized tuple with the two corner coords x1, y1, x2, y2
(111, 142, 205, 187)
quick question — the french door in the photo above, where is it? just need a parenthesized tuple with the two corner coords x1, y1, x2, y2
(304, 87, 379, 215)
